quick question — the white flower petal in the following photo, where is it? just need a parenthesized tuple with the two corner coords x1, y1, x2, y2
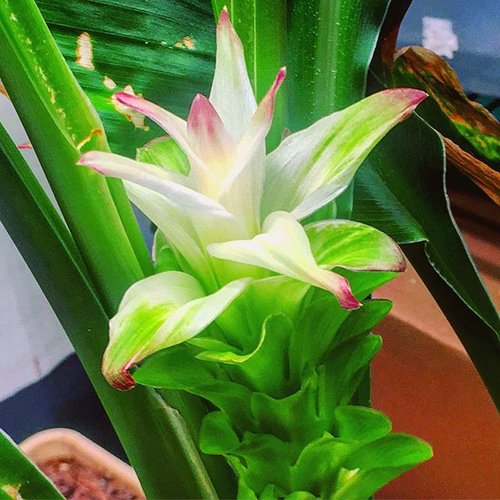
(262, 89, 427, 219)
(79, 151, 231, 217)
(209, 7, 257, 141)
(208, 211, 361, 309)
(125, 182, 217, 289)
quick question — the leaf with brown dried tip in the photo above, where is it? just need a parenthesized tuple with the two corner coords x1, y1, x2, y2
(392, 46, 500, 163)
(0, 80, 8, 98)
(443, 137, 500, 204)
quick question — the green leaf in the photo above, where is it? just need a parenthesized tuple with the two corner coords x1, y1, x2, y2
(0, 0, 151, 312)
(287, 0, 391, 218)
(353, 115, 500, 406)
(354, 0, 500, 407)
(333, 434, 433, 499)
(0, 429, 63, 500)
(287, 0, 391, 126)
(38, 0, 216, 157)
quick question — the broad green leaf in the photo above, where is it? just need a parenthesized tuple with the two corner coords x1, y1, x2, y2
(287, 0, 392, 124)
(38, 0, 216, 158)
(209, 211, 362, 309)
(333, 434, 433, 499)
(0, 123, 228, 499)
(103, 271, 249, 389)
(306, 219, 405, 271)
(353, 115, 500, 406)
(262, 89, 427, 220)
(334, 406, 391, 442)
(0, 429, 63, 500)
(287, 0, 391, 218)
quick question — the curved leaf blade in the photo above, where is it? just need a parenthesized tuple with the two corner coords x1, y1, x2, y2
(0, 429, 63, 500)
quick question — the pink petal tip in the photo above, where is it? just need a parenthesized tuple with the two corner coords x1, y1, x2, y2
(337, 278, 363, 310)
(219, 6, 229, 21)
(103, 359, 137, 391)
(113, 91, 136, 106)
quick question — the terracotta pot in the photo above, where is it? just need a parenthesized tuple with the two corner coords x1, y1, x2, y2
(373, 191, 500, 500)
(20, 428, 144, 498)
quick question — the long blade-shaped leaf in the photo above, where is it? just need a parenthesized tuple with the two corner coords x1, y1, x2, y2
(287, 0, 390, 126)
(0, 429, 63, 500)
(0, 0, 151, 312)
(0, 122, 232, 498)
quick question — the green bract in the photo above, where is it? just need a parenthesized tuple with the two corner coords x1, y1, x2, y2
(79, 8, 431, 498)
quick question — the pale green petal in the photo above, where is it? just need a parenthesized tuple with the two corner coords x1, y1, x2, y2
(262, 89, 427, 219)
(136, 136, 190, 175)
(208, 211, 361, 309)
(306, 220, 406, 272)
(209, 8, 256, 141)
(102, 271, 250, 389)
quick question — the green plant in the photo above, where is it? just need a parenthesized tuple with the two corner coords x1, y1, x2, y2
(0, 0, 497, 498)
